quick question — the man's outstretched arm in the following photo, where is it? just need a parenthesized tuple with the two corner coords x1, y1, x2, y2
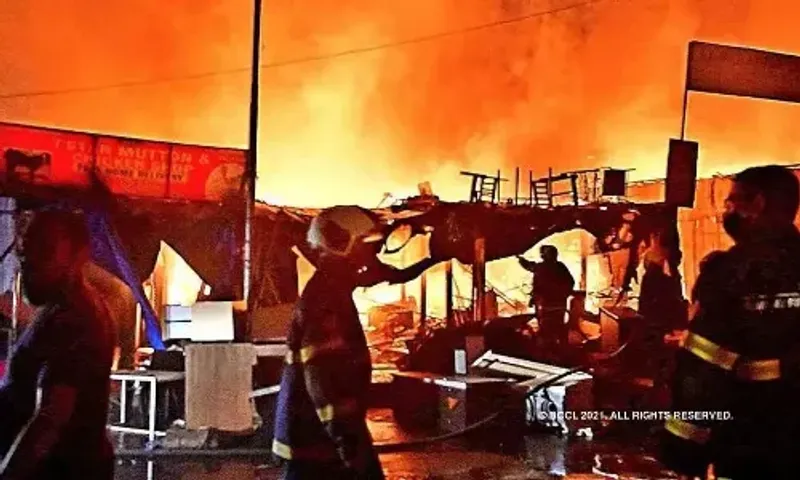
(517, 256, 537, 272)
(357, 257, 437, 287)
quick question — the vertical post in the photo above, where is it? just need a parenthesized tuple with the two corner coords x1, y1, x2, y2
(134, 303, 143, 352)
(514, 167, 520, 205)
(570, 174, 579, 206)
(400, 245, 407, 301)
(243, 0, 264, 341)
(680, 43, 692, 140)
(496, 169, 501, 203)
(11, 271, 20, 344)
(445, 260, 453, 328)
(472, 237, 486, 324)
(547, 168, 553, 207)
(469, 176, 478, 202)
(420, 271, 428, 330)
(579, 232, 589, 292)
(529, 170, 534, 205)
(680, 87, 689, 140)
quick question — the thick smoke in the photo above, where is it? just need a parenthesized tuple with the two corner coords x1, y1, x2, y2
(1, 0, 800, 206)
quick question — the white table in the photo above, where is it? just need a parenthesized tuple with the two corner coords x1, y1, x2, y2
(108, 370, 185, 443)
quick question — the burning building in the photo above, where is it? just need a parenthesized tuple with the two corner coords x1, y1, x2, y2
(2, 1, 800, 350)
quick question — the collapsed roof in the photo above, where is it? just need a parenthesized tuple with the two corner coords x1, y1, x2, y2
(253, 199, 680, 307)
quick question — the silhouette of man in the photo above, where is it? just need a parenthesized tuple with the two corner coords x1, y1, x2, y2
(0, 210, 116, 479)
(518, 245, 575, 349)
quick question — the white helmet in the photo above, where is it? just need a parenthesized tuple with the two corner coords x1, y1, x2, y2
(306, 206, 384, 257)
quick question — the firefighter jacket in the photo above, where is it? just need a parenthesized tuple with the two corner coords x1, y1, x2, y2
(660, 227, 800, 477)
(272, 269, 374, 464)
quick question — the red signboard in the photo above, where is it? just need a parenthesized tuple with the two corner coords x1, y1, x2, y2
(0, 123, 247, 201)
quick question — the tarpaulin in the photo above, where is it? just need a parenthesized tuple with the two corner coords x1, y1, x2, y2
(250, 211, 305, 308)
(109, 198, 244, 299)
(86, 211, 165, 350)
(160, 211, 243, 300)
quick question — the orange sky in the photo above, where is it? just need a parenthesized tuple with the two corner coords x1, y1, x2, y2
(1, 0, 800, 207)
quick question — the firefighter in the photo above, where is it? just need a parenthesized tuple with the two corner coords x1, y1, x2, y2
(518, 245, 575, 349)
(273, 206, 434, 480)
(635, 242, 686, 397)
(659, 165, 800, 479)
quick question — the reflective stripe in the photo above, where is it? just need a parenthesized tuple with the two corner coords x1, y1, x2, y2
(683, 332, 782, 381)
(683, 332, 739, 371)
(284, 338, 349, 365)
(665, 418, 711, 444)
(736, 358, 781, 381)
(272, 439, 337, 461)
(316, 398, 360, 423)
(272, 439, 292, 459)
(284, 347, 314, 365)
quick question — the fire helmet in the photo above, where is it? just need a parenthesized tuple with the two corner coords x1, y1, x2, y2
(306, 205, 384, 257)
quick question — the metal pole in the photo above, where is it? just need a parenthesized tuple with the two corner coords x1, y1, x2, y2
(579, 232, 589, 292)
(134, 303, 142, 352)
(472, 237, 486, 324)
(514, 167, 519, 205)
(11, 271, 20, 344)
(680, 87, 689, 140)
(420, 271, 427, 330)
(400, 244, 407, 301)
(496, 169, 501, 203)
(529, 170, 533, 205)
(680, 45, 691, 140)
(445, 260, 453, 328)
(243, 0, 264, 341)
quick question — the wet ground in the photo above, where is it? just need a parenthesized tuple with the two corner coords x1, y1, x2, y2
(112, 410, 678, 479)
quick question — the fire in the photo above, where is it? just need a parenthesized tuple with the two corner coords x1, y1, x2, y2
(3, 2, 800, 325)
(158, 242, 203, 307)
(295, 228, 610, 324)
(2, 2, 800, 195)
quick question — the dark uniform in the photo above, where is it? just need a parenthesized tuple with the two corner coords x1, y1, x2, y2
(0, 280, 116, 479)
(660, 227, 800, 479)
(273, 269, 384, 479)
(519, 257, 575, 347)
(634, 262, 686, 389)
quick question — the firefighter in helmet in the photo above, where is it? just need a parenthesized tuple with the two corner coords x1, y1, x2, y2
(659, 165, 800, 479)
(273, 206, 434, 480)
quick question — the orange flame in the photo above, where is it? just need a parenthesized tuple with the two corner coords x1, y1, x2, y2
(3, 2, 798, 322)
